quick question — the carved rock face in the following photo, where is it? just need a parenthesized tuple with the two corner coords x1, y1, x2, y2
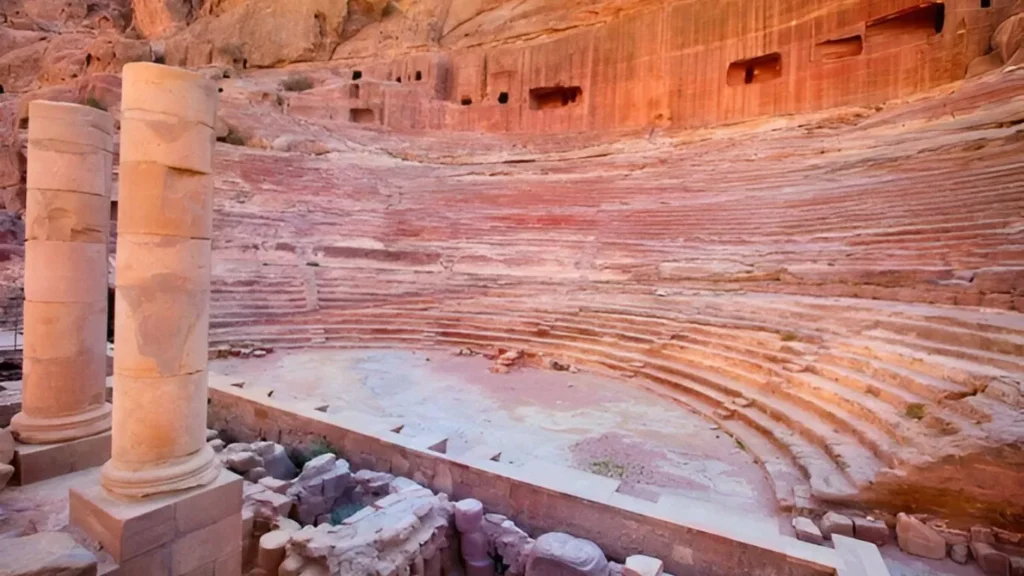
(526, 532, 609, 576)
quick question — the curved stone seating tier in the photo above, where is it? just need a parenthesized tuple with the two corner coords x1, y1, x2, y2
(192, 70, 1024, 529)
(207, 289, 1024, 526)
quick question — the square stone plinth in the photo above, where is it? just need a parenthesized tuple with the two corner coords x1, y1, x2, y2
(70, 468, 242, 576)
(12, 431, 111, 485)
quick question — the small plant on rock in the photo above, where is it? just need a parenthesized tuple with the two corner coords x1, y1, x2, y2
(905, 402, 927, 420)
(589, 458, 628, 480)
(780, 331, 799, 342)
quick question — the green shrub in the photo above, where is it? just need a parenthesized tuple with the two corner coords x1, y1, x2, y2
(292, 437, 336, 467)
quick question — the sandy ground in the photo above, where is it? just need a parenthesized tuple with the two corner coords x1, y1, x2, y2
(212, 348, 777, 516)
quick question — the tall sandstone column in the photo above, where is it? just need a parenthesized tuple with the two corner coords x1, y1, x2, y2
(11, 101, 113, 444)
(101, 62, 220, 497)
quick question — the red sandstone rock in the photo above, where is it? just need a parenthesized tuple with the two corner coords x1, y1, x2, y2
(896, 513, 946, 560)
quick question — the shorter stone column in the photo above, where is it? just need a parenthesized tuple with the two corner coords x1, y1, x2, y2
(11, 101, 113, 445)
(455, 499, 495, 576)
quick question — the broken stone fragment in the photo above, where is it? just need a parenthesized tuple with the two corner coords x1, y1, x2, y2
(853, 517, 889, 546)
(301, 453, 337, 477)
(951, 543, 970, 564)
(0, 532, 98, 575)
(389, 476, 421, 493)
(970, 542, 1010, 575)
(623, 554, 663, 576)
(972, 526, 997, 544)
(205, 428, 218, 441)
(226, 451, 264, 473)
(819, 511, 854, 540)
(261, 443, 299, 480)
(208, 438, 225, 452)
(549, 359, 570, 371)
(792, 517, 825, 545)
(259, 476, 292, 494)
(246, 467, 269, 482)
(224, 442, 254, 454)
(896, 513, 946, 560)
(526, 532, 610, 576)
(257, 529, 291, 574)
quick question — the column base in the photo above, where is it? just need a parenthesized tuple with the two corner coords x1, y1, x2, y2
(12, 431, 112, 485)
(70, 468, 242, 576)
(10, 402, 112, 444)
(101, 444, 220, 498)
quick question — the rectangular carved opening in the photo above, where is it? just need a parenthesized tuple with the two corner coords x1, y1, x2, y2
(352, 70, 362, 80)
(460, 97, 473, 106)
(867, 2, 945, 41)
(726, 53, 783, 86)
(981, 0, 990, 7)
(814, 35, 864, 62)
(528, 86, 582, 110)
(350, 84, 360, 99)
(349, 108, 375, 124)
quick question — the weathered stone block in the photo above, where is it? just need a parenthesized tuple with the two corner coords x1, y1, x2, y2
(819, 512, 854, 540)
(852, 517, 889, 546)
(12, 432, 111, 485)
(896, 513, 946, 560)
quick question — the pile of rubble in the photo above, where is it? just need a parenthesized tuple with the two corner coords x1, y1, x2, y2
(488, 348, 523, 374)
(209, 343, 275, 360)
(208, 431, 675, 576)
(791, 511, 1024, 575)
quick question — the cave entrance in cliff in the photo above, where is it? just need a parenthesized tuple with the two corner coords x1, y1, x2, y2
(981, 0, 991, 6)
(352, 70, 362, 80)
(726, 53, 783, 86)
(529, 86, 582, 110)
(814, 35, 864, 62)
(866, 2, 946, 42)
(349, 108, 376, 124)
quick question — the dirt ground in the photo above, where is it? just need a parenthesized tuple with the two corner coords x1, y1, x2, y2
(211, 347, 778, 516)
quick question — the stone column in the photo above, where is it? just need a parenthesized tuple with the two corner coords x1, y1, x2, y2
(10, 101, 113, 444)
(101, 62, 220, 497)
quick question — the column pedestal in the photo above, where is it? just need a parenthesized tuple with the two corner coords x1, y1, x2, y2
(70, 469, 243, 576)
